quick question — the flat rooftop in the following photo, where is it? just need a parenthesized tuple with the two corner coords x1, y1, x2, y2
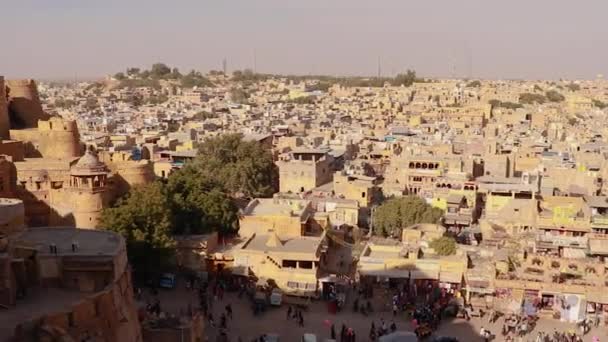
(243, 234, 322, 255)
(15, 227, 123, 256)
(0, 287, 85, 339)
(242, 198, 310, 217)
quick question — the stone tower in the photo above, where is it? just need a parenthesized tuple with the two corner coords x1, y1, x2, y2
(9, 117, 82, 159)
(0, 77, 9, 139)
(68, 151, 109, 229)
(6, 79, 49, 129)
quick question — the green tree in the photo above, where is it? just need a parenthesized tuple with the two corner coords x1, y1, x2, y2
(391, 70, 418, 87)
(592, 99, 607, 109)
(565, 83, 581, 92)
(429, 236, 457, 256)
(100, 182, 175, 279)
(126, 67, 140, 77)
(466, 80, 482, 88)
(519, 93, 546, 104)
(167, 173, 239, 235)
(114, 72, 126, 80)
(151, 63, 172, 78)
(545, 90, 565, 102)
(191, 134, 277, 198)
(181, 70, 214, 88)
(373, 196, 444, 237)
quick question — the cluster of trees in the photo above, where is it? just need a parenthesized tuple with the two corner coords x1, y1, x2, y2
(545, 90, 565, 102)
(232, 69, 270, 83)
(565, 83, 581, 92)
(489, 99, 523, 110)
(373, 196, 443, 237)
(228, 69, 423, 89)
(593, 99, 607, 109)
(519, 92, 547, 104)
(306, 82, 332, 92)
(115, 63, 214, 89)
(429, 236, 457, 256)
(180, 70, 214, 88)
(101, 134, 277, 278)
(465, 80, 482, 88)
(519, 90, 565, 104)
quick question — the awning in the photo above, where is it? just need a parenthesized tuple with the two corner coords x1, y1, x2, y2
(587, 291, 608, 304)
(410, 269, 439, 280)
(439, 272, 463, 284)
(468, 287, 495, 294)
(589, 239, 608, 255)
(359, 269, 409, 279)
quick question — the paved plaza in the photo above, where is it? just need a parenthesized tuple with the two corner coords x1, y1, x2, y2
(153, 281, 608, 342)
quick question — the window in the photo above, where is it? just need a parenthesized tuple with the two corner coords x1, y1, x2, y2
(287, 281, 299, 289)
(299, 261, 313, 269)
(361, 192, 366, 198)
(282, 260, 297, 268)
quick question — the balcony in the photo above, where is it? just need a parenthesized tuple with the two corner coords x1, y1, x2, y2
(536, 233, 588, 248)
(592, 215, 608, 226)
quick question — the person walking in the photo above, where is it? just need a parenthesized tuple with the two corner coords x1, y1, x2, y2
(287, 305, 292, 320)
(225, 304, 233, 319)
(331, 324, 336, 340)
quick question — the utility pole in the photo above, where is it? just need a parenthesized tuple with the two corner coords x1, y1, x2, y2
(222, 57, 227, 75)
(377, 56, 381, 78)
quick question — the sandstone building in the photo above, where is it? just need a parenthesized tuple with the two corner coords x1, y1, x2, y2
(0, 197, 142, 341)
(0, 77, 154, 229)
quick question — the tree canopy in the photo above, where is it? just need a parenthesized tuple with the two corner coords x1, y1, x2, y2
(519, 93, 546, 105)
(150, 63, 172, 78)
(489, 99, 523, 110)
(429, 236, 457, 256)
(466, 80, 482, 88)
(373, 196, 444, 237)
(592, 99, 607, 109)
(565, 83, 581, 92)
(167, 168, 239, 235)
(100, 182, 175, 278)
(545, 90, 565, 102)
(190, 134, 277, 198)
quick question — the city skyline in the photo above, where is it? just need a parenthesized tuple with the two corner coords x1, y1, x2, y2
(3, 0, 608, 80)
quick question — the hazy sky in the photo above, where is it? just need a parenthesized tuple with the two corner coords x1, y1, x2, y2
(3, 0, 608, 80)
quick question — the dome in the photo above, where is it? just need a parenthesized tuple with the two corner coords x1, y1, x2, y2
(71, 151, 108, 176)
